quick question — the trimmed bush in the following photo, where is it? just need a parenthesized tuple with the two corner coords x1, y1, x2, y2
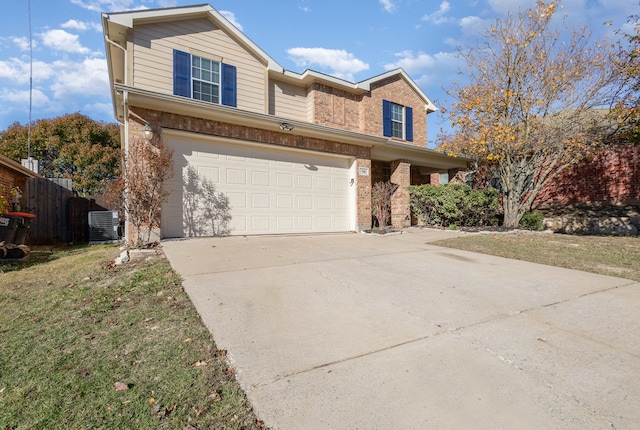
(519, 212, 544, 230)
(408, 184, 499, 228)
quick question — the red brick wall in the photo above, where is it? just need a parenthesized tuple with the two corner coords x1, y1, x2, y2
(0, 164, 28, 211)
(390, 160, 411, 228)
(364, 75, 428, 147)
(310, 84, 362, 133)
(537, 144, 640, 206)
(308, 75, 429, 147)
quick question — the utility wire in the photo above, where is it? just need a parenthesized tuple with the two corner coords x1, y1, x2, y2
(27, 0, 33, 170)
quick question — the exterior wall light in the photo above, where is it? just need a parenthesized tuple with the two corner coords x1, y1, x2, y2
(279, 122, 294, 131)
(142, 124, 153, 140)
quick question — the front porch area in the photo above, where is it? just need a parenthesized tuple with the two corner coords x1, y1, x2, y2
(370, 159, 462, 229)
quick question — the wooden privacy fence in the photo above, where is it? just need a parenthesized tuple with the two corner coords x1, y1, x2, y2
(23, 178, 109, 245)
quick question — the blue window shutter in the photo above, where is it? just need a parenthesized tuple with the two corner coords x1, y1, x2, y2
(221, 63, 237, 107)
(405, 106, 413, 141)
(173, 50, 191, 97)
(382, 100, 392, 137)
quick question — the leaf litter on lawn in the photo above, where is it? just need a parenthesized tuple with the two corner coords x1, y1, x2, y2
(0, 244, 265, 430)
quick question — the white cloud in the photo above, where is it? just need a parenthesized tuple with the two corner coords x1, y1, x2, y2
(61, 20, 88, 31)
(287, 47, 369, 82)
(49, 58, 110, 99)
(422, 1, 454, 25)
(0, 88, 50, 107)
(459, 16, 490, 36)
(379, 0, 396, 13)
(61, 19, 102, 32)
(383, 50, 463, 83)
(70, 0, 139, 13)
(220, 11, 243, 31)
(0, 58, 55, 85)
(11, 37, 36, 51)
(41, 29, 93, 55)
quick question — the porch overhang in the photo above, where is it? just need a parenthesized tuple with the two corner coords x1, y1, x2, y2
(371, 140, 472, 173)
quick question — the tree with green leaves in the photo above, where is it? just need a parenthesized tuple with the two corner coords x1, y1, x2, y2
(0, 113, 120, 196)
(439, 1, 619, 227)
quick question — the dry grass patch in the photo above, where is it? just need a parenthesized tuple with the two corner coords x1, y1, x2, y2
(432, 233, 640, 282)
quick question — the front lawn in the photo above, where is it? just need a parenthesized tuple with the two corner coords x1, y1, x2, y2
(0, 245, 261, 429)
(432, 232, 640, 282)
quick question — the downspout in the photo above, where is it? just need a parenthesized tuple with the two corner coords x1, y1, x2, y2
(105, 35, 131, 245)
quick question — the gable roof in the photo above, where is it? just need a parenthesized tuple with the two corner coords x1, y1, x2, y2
(102, 4, 437, 115)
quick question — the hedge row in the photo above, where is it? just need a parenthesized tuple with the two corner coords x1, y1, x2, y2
(408, 184, 500, 228)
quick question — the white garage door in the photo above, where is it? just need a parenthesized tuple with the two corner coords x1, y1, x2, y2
(162, 132, 354, 237)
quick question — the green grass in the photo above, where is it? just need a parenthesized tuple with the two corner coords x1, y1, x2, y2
(432, 233, 640, 282)
(0, 245, 260, 430)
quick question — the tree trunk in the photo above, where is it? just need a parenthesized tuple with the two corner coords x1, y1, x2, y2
(503, 191, 522, 228)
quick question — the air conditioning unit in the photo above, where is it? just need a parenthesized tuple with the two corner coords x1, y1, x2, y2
(88, 211, 120, 244)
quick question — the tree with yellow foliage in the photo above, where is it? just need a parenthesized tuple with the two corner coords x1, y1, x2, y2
(610, 15, 640, 145)
(439, 1, 619, 227)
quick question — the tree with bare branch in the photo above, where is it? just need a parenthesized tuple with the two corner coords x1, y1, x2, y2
(439, 1, 619, 227)
(118, 138, 174, 247)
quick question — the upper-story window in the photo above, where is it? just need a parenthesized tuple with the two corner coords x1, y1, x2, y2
(192, 55, 220, 103)
(382, 100, 413, 142)
(173, 49, 236, 107)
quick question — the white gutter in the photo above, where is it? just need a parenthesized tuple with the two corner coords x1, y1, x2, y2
(104, 35, 131, 245)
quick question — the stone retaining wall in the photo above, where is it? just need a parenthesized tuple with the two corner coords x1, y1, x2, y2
(540, 203, 640, 236)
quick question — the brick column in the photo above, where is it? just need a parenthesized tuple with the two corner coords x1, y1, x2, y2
(390, 159, 411, 228)
(356, 158, 372, 231)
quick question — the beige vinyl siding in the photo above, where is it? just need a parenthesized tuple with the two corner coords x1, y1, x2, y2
(132, 18, 266, 114)
(306, 86, 315, 122)
(268, 80, 307, 121)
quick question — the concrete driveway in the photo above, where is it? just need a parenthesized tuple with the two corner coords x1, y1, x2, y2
(162, 229, 640, 429)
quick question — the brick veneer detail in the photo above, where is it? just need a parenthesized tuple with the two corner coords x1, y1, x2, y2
(536, 144, 640, 205)
(130, 107, 374, 236)
(390, 160, 411, 228)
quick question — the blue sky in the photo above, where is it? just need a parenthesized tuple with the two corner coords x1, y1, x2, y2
(0, 0, 637, 144)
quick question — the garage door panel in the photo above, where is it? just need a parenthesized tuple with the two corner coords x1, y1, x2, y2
(162, 135, 353, 237)
(276, 194, 293, 209)
(277, 173, 293, 188)
(298, 217, 312, 230)
(251, 193, 270, 209)
(276, 216, 293, 231)
(251, 171, 270, 186)
(297, 195, 313, 209)
(198, 166, 219, 183)
(226, 168, 247, 185)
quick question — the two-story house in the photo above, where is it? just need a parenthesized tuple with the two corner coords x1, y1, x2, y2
(102, 4, 468, 240)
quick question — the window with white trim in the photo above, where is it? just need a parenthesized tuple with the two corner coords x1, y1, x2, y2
(390, 102, 404, 139)
(173, 49, 237, 107)
(192, 55, 220, 103)
(382, 99, 413, 142)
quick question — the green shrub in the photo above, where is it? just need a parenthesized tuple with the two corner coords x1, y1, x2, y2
(519, 212, 544, 230)
(408, 184, 499, 227)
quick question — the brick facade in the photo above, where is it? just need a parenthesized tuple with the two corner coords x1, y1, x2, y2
(364, 75, 428, 147)
(131, 107, 374, 233)
(536, 144, 640, 206)
(106, 6, 469, 241)
(309, 75, 429, 148)
(390, 160, 411, 228)
(0, 159, 31, 211)
(310, 84, 363, 133)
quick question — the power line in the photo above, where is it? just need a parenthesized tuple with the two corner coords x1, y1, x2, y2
(27, 0, 33, 171)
